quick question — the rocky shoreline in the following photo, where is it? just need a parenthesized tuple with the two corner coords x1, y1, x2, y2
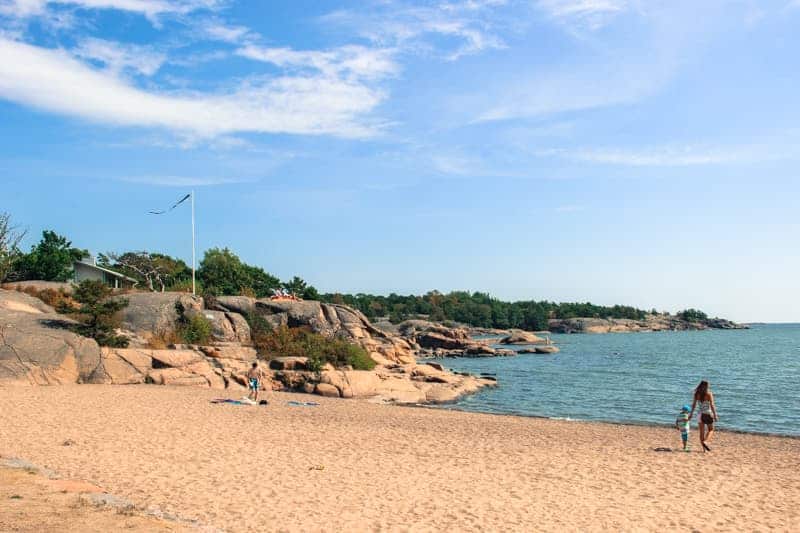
(0, 282, 749, 400)
(0, 286, 494, 404)
(546, 315, 748, 334)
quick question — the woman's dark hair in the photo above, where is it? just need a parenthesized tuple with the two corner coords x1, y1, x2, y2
(694, 380, 710, 401)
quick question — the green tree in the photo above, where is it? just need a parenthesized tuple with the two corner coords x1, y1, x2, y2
(243, 264, 281, 298)
(678, 308, 709, 322)
(17, 230, 87, 282)
(283, 276, 320, 300)
(198, 248, 281, 298)
(99, 251, 191, 292)
(0, 212, 26, 283)
(197, 248, 248, 296)
(71, 280, 129, 347)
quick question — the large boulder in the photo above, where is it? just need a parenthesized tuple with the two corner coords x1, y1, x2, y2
(535, 345, 559, 354)
(115, 292, 203, 338)
(211, 296, 257, 317)
(147, 367, 209, 387)
(0, 289, 101, 385)
(190, 309, 251, 344)
(90, 348, 152, 384)
(269, 356, 308, 371)
(416, 331, 469, 350)
(499, 331, 546, 345)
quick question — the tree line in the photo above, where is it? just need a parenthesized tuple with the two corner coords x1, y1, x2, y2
(0, 215, 318, 299)
(1, 213, 711, 332)
(317, 291, 650, 331)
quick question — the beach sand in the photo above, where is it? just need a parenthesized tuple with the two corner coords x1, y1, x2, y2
(1, 385, 798, 532)
(0, 464, 193, 532)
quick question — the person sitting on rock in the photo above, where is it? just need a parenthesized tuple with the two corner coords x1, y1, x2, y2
(247, 362, 265, 402)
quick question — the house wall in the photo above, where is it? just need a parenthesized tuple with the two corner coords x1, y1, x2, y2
(74, 261, 105, 284)
(73, 262, 135, 289)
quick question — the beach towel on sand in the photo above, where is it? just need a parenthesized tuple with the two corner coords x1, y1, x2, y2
(211, 398, 266, 406)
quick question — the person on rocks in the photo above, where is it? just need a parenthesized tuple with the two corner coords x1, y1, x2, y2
(247, 361, 265, 402)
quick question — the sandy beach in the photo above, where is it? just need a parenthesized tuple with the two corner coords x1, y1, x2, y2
(1, 385, 798, 532)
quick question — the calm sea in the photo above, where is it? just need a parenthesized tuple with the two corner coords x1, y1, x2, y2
(438, 324, 800, 437)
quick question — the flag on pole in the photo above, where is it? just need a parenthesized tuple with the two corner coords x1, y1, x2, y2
(147, 192, 196, 295)
(148, 193, 191, 215)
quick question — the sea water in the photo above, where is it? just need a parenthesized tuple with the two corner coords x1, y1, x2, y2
(439, 324, 800, 436)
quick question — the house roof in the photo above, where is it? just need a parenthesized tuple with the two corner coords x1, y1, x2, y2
(74, 260, 139, 283)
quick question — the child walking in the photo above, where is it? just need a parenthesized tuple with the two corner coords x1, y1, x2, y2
(675, 405, 691, 451)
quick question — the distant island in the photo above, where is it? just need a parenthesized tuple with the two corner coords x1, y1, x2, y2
(319, 292, 746, 334)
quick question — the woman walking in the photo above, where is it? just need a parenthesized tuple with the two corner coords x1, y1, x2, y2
(689, 380, 719, 452)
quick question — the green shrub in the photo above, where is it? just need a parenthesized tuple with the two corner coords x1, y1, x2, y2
(180, 314, 213, 345)
(70, 280, 129, 347)
(248, 322, 375, 370)
(174, 301, 213, 345)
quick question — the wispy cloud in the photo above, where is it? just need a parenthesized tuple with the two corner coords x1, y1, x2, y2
(471, 2, 721, 123)
(321, 0, 508, 60)
(537, 141, 798, 167)
(475, 60, 668, 122)
(72, 37, 166, 76)
(237, 44, 399, 81)
(0, 38, 386, 138)
(200, 19, 253, 44)
(536, 0, 629, 31)
(0, 0, 220, 20)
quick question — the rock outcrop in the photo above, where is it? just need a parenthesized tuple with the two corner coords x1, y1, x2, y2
(213, 297, 418, 365)
(548, 315, 748, 334)
(394, 319, 508, 358)
(499, 331, 547, 345)
(197, 309, 251, 344)
(115, 292, 203, 339)
(2, 288, 496, 404)
(89, 345, 261, 390)
(0, 289, 101, 385)
(271, 362, 496, 404)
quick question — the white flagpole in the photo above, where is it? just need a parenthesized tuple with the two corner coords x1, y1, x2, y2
(191, 190, 196, 296)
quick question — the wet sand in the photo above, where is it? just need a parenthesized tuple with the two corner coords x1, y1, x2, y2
(1, 385, 798, 532)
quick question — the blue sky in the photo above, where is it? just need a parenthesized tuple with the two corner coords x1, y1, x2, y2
(1, 0, 799, 322)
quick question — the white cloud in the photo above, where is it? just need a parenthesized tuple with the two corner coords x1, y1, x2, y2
(0, 38, 385, 138)
(321, 1, 507, 60)
(537, 0, 628, 30)
(0, 0, 219, 20)
(203, 21, 251, 43)
(236, 45, 399, 81)
(72, 37, 166, 76)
